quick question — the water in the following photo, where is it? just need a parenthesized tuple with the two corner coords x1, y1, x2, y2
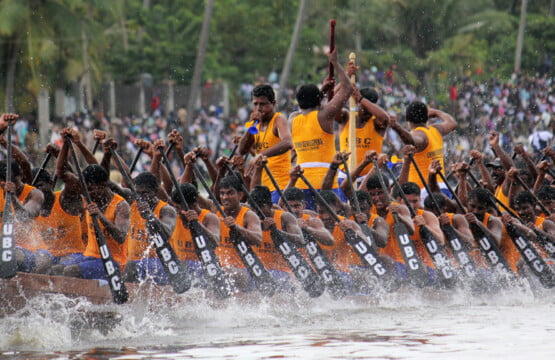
(1, 284, 555, 359)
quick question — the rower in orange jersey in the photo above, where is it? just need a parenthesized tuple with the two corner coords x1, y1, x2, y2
(216, 175, 263, 292)
(169, 183, 221, 287)
(123, 172, 177, 285)
(0, 160, 50, 273)
(249, 185, 304, 291)
(62, 164, 130, 280)
(238, 84, 292, 203)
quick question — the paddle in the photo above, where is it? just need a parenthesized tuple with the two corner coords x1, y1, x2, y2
(224, 163, 325, 298)
(128, 148, 144, 174)
(110, 147, 191, 294)
(160, 146, 233, 299)
(348, 52, 357, 170)
(192, 162, 277, 297)
(0, 115, 17, 278)
(297, 172, 396, 289)
(327, 19, 336, 101)
(67, 138, 128, 304)
(262, 163, 348, 298)
(371, 159, 429, 288)
(31, 153, 53, 187)
(385, 158, 459, 289)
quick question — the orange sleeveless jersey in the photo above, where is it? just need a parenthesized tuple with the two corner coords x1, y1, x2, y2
(83, 194, 128, 265)
(245, 112, 291, 191)
(410, 209, 435, 268)
(468, 213, 494, 268)
(0, 184, 48, 251)
(35, 191, 84, 256)
(127, 200, 169, 261)
(501, 216, 548, 272)
(408, 126, 444, 188)
(339, 115, 383, 176)
(216, 206, 250, 268)
(319, 215, 363, 272)
(373, 203, 405, 263)
(292, 110, 337, 189)
(254, 210, 290, 272)
(169, 209, 210, 261)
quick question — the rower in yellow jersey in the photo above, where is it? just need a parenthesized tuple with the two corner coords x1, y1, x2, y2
(390, 101, 457, 199)
(290, 47, 353, 210)
(239, 84, 292, 203)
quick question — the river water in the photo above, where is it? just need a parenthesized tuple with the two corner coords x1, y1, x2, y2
(1, 282, 554, 359)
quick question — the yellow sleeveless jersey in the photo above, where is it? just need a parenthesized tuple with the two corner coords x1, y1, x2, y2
(339, 115, 383, 176)
(292, 110, 337, 189)
(408, 126, 444, 188)
(245, 112, 291, 191)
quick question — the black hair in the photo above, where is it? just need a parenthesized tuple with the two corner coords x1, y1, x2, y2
(218, 175, 244, 192)
(318, 190, 340, 208)
(252, 84, 275, 103)
(133, 172, 159, 192)
(355, 190, 371, 205)
(171, 183, 198, 205)
(468, 188, 493, 206)
(365, 174, 387, 190)
(537, 185, 555, 201)
(360, 88, 379, 103)
(250, 185, 272, 207)
(31, 167, 52, 184)
(392, 182, 420, 199)
(82, 164, 109, 185)
(296, 84, 322, 109)
(283, 187, 305, 202)
(514, 190, 535, 206)
(0, 160, 21, 180)
(423, 192, 445, 210)
(406, 101, 428, 124)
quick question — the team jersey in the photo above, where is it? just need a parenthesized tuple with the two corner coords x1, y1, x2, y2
(410, 209, 436, 269)
(292, 110, 337, 189)
(127, 200, 169, 261)
(35, 191, 84, 257)
(339, 115, 383, 176)
(83, 193, 128, 265)
(245, 112, 291, 191)
(170, 209, 210, 261)
(494, 185, 512, 211)
(216, 206, 250, 268)
(468, 213, 496, 269)
(373, 203, 405, 263)
(319, 215, 363, 272)
(254, 210, 290, 272)
(408, 126, 444, 188)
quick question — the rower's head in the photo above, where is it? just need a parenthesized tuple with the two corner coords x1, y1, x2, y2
(283, 187, 306, 218)
(0, 160, 21, 182)
(392, 182, 421, 210)
(467, 188, 493, 220)
(32, 167, 54, 195)
(358, 88, 379, 120)
(485, 158, 505, 185)
(250, 185, 273, 217)
(355, 190, 372, 220)
(171, 183, 198, 208)
(365, 174, 388, 211)
(537, 185, 555, 214)
(134, 172, 159, 204)
(218, 175, 244, 210)
(251, 84, 276, 122)
(317, 190, 341, 230)
(83, 164, 110, 201)
(405, 101, 428, 126)
(423, 192, 446, 216)
(513, 190, 537, 224)
(296, 84, 323, 110)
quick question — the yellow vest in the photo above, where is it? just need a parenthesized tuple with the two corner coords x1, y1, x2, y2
(408, 126, 444, 188)
(339, 115, 383, 176)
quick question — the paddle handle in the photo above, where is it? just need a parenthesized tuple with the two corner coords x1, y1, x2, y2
(348, 52, 357, 170)
(327, 19, 336, 100)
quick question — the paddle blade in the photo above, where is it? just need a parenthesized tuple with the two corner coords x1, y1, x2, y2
(0, 193, 16, 279)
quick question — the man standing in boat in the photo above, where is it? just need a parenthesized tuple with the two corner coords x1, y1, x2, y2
(290, 48, 353, 210)
(238, 84, 292, 204)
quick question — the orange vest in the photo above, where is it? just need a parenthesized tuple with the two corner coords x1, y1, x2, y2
(501, 216, 547, 272)
(35, 191, 84, 256)
(408, 126, 444, 188)
(410, 209, 435, 268)
(339, 115, 383, 176)
(374, 203, 405, 263)
(254, 210, 290, 272)
(245, 113, 291, 191)
(468, 213, 494, 269)
(126, 200, 169, 261)
(83, 194, 128, 265)
(292, 110, 337, 189)
(0, 184, 47, 251)
(216, 206, 250, 268)
(319, 215, 363, 272)
(169, 209, 210, 261)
